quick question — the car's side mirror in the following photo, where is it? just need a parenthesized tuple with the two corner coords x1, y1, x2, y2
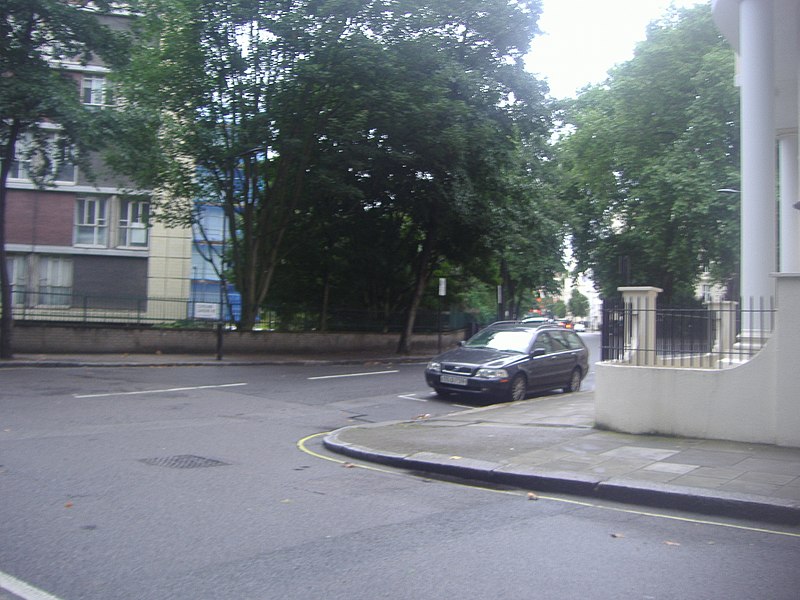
(531, 347, 546, 357)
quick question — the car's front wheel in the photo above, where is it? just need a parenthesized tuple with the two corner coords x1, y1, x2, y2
(564, 367, 582, 393)
(507, 373, 527, 402)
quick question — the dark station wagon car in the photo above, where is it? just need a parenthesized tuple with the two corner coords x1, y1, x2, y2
(425, 321, 589, 402)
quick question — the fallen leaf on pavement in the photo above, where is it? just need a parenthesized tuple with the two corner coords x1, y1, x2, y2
(611, 533, 625, 538)
(414, 414, 431, 420)
(449, 456, 462, 460)
(527, 493, 538, 501)
(664, 541, 680, 546)
(342, 462, 356, 468)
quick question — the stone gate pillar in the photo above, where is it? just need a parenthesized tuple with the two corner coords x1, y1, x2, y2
(619, 286, 662, 366)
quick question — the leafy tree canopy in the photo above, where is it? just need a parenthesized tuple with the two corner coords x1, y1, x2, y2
(556, 4, 739, 303)
(111, 0, 556, 348)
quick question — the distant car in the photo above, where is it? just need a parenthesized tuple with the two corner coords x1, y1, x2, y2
(425, 322, 589, 402)
(573, 322, 586, 332)
(521, 316, 551, 325)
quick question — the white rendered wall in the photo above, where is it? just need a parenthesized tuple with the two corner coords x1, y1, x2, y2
(595, 274, 799, 448)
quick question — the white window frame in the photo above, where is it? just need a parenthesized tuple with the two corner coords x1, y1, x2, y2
(118, 199, 150, 248)
(51, 135, 76, 183)
(81, 74, 114, 107)
(9, 139, 31, 180)
(7, 255, 28, 306)
(75, 196, 109, 247)
(8, 132, 76, 184)
(38, 257, 73, 306)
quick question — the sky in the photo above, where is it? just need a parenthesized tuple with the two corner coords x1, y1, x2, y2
(525, 0, 709, 98)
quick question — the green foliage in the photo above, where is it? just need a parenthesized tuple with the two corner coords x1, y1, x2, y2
(568, 288, 589, 318)
(556, 4, 739, 303)
(547, 298, 566, 319)
(112, 0, 556, 345)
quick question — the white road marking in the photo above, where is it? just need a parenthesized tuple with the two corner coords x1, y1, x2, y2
(0, 570, 64, 600)
(398, 393, 428, 402)
(308, 370, 399, 380)
(73, 382, 247, 399)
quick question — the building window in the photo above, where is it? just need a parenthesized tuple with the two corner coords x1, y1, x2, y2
(8, 133, 76, 183)
(75, 197, 108, 246)
(9, 140, 31, 179)
(7, 255, 28, 305)
(81, 74, 114, 107)
(38, 257, 72, 306)
(118, 199, 149, 247)
(51, 136, 76, 182)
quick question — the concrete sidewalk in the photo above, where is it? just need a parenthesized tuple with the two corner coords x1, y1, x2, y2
(324, 391, 800, 525)
(3, 351, 800, 525)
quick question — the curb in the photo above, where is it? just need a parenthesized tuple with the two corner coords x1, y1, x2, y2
(324, 427, 800, 526)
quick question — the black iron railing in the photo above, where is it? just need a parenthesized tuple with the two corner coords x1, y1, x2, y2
(601, 297, 775, 368)
(5, 290, 471, 334)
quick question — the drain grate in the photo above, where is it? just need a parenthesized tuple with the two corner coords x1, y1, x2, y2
(139, 455, 230, 469)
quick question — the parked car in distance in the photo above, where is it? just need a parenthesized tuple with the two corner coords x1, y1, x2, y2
(573, 321, 587, 332)
(425, 321, 589, 402)
(520, 316, 552, 325)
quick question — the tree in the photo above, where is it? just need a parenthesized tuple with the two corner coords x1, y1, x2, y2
(0, 0, 129, 358)
(568, 288, 589, 318)
(112, 0, 552, 351)
(109, 0, 367, 330)
(556, 4, 739, 303)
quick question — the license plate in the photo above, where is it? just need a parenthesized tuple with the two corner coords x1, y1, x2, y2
(440, 374, 468, 386)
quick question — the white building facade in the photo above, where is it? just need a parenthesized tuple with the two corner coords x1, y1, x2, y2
(714, 0, 800, 294)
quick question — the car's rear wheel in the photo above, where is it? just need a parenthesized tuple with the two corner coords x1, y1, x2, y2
(564, 368, 582, 393)
(507, 373, 527, 402)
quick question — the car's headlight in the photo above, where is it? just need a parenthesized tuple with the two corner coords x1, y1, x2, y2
(475, 368, 508, 379)
(427, 361, 442, 374)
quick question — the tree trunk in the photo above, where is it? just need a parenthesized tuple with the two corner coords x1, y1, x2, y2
(320, 270, 330, 332)
(0, 120, 21, 359)
(397, 228, 437, 354)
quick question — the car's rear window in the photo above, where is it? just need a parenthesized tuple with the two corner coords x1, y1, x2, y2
(552, 330, 585, 350)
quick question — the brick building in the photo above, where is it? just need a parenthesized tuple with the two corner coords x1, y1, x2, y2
(5, 7, 192, 321)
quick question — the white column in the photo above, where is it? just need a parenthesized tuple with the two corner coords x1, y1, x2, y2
(779, 130, 800, 271)
(739, 0, 776, 316)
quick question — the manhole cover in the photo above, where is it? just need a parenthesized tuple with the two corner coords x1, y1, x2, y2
(139, 455, 230, 469)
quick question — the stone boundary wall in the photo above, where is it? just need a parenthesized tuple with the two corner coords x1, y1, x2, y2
(11, 322, 464, 356)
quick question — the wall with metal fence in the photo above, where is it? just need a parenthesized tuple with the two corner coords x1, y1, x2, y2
(601, 295, 775, 369)
(595, 279, 799, 447)
(7, 291, 473, 334)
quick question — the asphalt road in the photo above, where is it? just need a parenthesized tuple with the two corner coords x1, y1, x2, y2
(1, 345, 798, 600)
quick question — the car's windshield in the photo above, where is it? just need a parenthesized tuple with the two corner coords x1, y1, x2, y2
(464, 329, 534, 353)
